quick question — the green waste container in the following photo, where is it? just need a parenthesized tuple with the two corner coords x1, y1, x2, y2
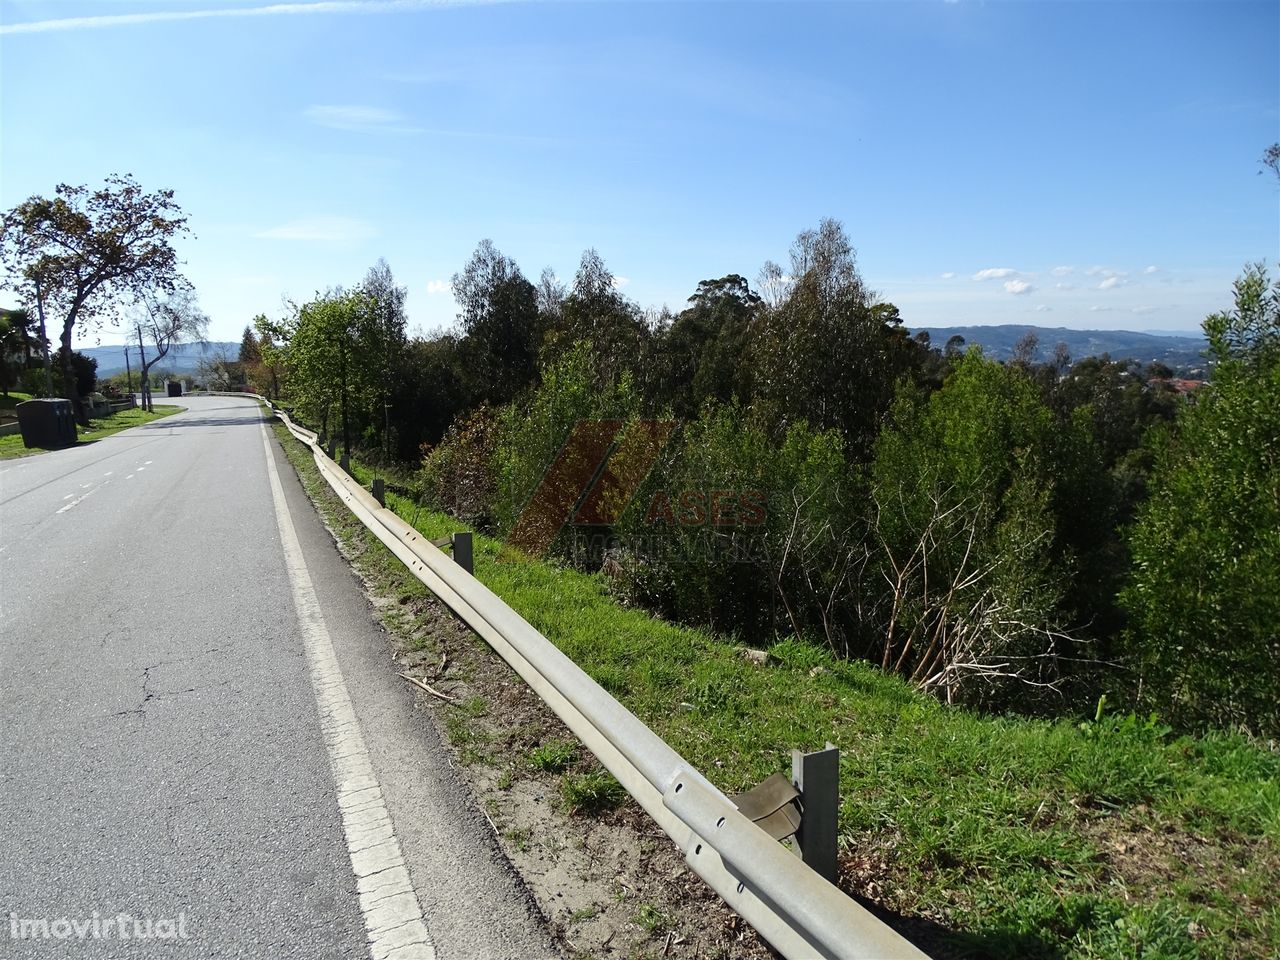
(16, 399, 77, 449)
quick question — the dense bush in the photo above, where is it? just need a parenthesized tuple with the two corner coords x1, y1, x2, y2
(1123, 264, 1280, 736)
(418, 406, 501, 527)
(490, 340, 644, 556)
(615, 405, 859, 646)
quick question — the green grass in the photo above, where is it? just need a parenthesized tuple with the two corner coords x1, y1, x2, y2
(529, 738, 580, 773)
(0, 404, 182, 459)
(282, 429, 1279, 960)
(0, 390, 34, 411)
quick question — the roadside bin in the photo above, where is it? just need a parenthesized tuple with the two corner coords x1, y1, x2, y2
(167, 381, 183, 397)
(16, 399, 77, 449)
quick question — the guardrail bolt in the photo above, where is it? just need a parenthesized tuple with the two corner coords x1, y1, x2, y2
(792, 743, 839, 883)
(451, 532, 474, 575)
(372, 478, 386, 507)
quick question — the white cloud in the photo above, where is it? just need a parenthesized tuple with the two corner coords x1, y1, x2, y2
(1050, 266, 1074, 277)
(1055, 282, 1076, 290)
(1086, 266, 1128, 278)
(426, 280, 450, 295)
(611, 276, 631, 289)
(1131, 305, 1160, 314)
(1035, 304, 1052, 312)
(1004, 279, 1034, 295)
(973, 267, 1018, 281)
(940, 272, 956, 280)
(1098, 276, 1127, 290)
(254, 217, 376, 242)
(304, 104, 419, 133)
(1089, 305, 1113, 312)
(1143, 265, 1160, 275)
(0, 0, 510, 36)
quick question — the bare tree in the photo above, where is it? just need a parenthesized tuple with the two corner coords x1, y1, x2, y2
(132, 287, 208, 411)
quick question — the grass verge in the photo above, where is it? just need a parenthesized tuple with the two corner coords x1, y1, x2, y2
(0, 404, 182, 459)
(280, 426, 1279, 960)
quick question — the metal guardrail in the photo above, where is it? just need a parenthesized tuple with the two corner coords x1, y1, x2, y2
(243, 393, 928, 960)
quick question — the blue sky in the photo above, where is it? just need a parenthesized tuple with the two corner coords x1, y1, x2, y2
(1, 0, 1277, 348)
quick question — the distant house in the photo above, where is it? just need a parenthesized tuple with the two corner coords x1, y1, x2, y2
(1148, 377, 1206, 395)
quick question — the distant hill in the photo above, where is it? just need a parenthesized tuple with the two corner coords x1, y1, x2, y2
(78, 341, 240, 378)
(911, 325, 1209, 373)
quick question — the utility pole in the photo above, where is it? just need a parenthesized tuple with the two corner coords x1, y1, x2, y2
(124, 346, 133, 394)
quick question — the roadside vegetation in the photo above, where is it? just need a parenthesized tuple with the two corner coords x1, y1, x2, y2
(276, 420, 1278, 960)
(245, 218, 1277, 739)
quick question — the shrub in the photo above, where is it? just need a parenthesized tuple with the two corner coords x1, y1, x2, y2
(1122, 264, 1280, 736)
(418, 405, 501, 527)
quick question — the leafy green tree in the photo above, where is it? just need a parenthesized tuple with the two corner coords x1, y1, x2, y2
(239, 325, 261, 365)
(0, 307, 40, 397)
(388, 333, 469, 461)
(451, 240, 542, 407)
(751, 219, 917, 458)
(0, 175, 189, 423)
(1122, 263, 1280, 735)
(653, 274, 760, 418)
(276, 262, 407, 457)
(252, 314, 287, 400)
(547, 249, 648, 386)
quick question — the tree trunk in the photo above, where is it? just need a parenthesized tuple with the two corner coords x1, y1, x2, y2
(33, 277, 54, 398)
(59, 329, 88, 427)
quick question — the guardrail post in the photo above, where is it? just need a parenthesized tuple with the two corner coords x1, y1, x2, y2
(340, 452, 350, 474)
(792, 743, 839, 882)
(372, 478, 386, 507)
(451, 532, 473, 575)
(326, 440, 336, 460)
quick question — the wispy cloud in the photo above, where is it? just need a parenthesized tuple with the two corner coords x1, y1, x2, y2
(1004, 279, 1034, 295)
(304, 105, 421, 134)
(426, 280, 451, 294)
(1098, 276, 1128, 290)
(611, 276, 632, 289)
(1143, 265, 1160, 275)
(1050, 266, 1074, 277)
(0, 0, 509, 36)
(1035, 304, 1052, 312)
(254, 217, 376, 242)
(940, 271, 956, 280)
(973, 267, 1019, 281)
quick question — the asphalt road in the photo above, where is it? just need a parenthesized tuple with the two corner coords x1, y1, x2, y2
(0, 396, 556, 959)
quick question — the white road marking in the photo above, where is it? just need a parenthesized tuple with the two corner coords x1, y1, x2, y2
(126, 474, 134, 480)
(259, 422, 435, 960)
(57, 483, 104, 515)
(63, 494, 74, 500)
